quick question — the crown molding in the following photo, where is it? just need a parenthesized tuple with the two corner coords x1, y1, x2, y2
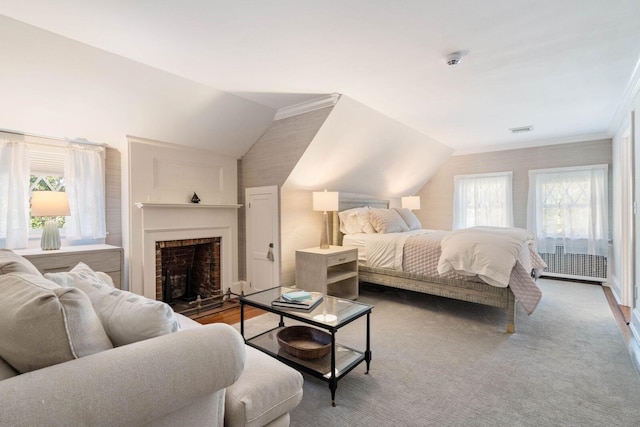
(608, 56, 640, 136)
(452, 132, 610, 156)
(274, 93, 341, 120)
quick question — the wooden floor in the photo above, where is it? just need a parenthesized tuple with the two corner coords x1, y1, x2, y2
(603, 286, 632, 345)
(194, 299, 265, 325)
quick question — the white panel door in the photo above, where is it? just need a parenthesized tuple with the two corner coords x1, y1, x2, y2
(246, 186, 279, 292)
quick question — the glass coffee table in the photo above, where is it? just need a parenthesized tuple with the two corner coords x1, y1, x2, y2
(240, 286, 373, 406)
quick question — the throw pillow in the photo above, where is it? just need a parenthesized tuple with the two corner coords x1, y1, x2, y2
(46, 262, 181, 347)
(357, 209, 377, 233)
(0, 249, 42, 276)
(0, 273, 113, 373)
(368, 208, 410, 234)
(393, 207, 422, 231)
(338, 207, 369, 234)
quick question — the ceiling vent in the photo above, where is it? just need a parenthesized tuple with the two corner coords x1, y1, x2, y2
(509, 125, 533, 134)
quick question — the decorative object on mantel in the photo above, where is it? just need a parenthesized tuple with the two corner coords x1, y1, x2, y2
(134, 202, 242, 209)
(312, 190, 339, 249)
(31, 191, 71, 250)
(191, 192, 201, 204)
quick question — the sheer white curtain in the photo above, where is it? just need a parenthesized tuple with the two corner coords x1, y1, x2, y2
(64, 144, 106, 240)
(0, 141, 30, 249)
(453, 172, 513, 230)
(527, 165, 608, 256)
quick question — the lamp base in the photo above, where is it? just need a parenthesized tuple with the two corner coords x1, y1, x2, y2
(41, 219, 61, 250)
(319, 211, 330, 249)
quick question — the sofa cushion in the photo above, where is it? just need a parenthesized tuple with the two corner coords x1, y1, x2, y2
(0, 357, 18, 380)
(0, 249, 42, 276)
(225, 345, 304, 427)
(46, 263, 180, 347)
(0, 272, 113, 373)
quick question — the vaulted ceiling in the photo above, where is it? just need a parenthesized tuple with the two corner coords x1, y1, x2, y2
(2, 0, 639, 153)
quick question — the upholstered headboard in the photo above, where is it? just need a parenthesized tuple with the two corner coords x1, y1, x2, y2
(331, 196, 389, 245)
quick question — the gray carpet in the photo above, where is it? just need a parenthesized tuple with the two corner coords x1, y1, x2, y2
(237, 279, 640, 426)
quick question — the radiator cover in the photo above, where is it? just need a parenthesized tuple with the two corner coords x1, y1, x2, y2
(539, 246, 607, 280)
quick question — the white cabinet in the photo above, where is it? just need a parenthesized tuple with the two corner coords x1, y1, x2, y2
(15, 244, 124, 289)
(295, 246, 358, 300)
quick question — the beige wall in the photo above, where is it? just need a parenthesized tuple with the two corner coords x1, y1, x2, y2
(416, 139, 612, 231)
(105, 147, 122, 247)
(238, 107, 333, 280)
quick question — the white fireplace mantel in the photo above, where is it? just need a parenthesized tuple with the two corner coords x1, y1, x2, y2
(133, 201, 239, 300)
(135, 202, 242, 209)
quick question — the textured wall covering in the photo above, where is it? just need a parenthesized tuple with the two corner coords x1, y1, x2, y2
(238, 107, 333, 280)
(105, 147, 121, 247)
(416, 139, 612, 231)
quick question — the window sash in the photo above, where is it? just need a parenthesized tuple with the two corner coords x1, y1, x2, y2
(527, 165, 608, 255)
(453, 171, 513, 230)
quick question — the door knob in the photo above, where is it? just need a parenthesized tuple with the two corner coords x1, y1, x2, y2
(267, 243, 274, 262)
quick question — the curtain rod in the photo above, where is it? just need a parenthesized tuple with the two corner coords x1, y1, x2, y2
(0, 128, 108, 147)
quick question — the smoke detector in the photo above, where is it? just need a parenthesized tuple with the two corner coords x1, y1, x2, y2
(446, 51, 463, 67)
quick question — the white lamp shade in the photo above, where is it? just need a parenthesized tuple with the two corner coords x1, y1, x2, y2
(31, 191, 70, 217)
(313, 191, 339, 212)
(401, 196, 421, 210)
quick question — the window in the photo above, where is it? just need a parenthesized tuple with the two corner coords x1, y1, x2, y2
(527, 165, 608, 256)
(453, 172, 513, 229)
(29, 146, 66, 232)
(0, 137, 106, 249)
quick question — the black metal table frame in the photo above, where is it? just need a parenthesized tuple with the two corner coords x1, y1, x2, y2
(240, 290, 372, 406)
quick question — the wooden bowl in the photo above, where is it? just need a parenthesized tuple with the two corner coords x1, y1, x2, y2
(276, 326, 332, 360)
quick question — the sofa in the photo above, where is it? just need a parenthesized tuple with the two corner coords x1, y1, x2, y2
(0, 249, 303, 426)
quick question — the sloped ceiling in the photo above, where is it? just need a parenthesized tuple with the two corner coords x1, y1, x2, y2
(284, 96, 453, 197)
(0, 15, 275, 156)
(1, 1, 639, 153)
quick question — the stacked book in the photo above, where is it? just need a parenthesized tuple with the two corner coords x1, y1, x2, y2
(272, 290, 323, 310)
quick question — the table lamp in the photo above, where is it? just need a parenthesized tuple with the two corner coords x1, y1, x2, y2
(401, 196, 421, 210)
(312, 190, 339, 249)
(31, 191, 70, 250)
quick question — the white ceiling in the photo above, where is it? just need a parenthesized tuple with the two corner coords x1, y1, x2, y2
(1, 0, 639, 152)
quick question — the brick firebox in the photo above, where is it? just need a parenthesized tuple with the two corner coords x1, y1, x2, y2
(155, 237, 221, 304)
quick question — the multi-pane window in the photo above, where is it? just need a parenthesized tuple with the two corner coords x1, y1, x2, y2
(29, 175, 66, 230)
(0, 138, 106, 249)
(527, 165, 608, 256)
(29, 147, 66, 232)
(453, 172, 513, 229)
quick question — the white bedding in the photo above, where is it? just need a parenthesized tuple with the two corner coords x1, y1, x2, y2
(437, 226, 535, 288)
(343, 229, 431, 268)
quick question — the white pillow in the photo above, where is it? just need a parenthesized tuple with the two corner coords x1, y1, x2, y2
(368, 208, 410, 234)
(393, 208, 422, 231)
(0, 272, 113, 373)
(357, 209, 377, 233)
(338, 207, 369, 234)
(46, 263, 181, 347)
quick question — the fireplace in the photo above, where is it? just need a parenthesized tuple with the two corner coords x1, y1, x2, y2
(155, 237, 224, 317)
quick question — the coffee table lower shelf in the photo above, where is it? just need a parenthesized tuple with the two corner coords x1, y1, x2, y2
(246, 326, 366, 392)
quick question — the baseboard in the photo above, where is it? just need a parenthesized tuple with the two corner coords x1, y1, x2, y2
(608, 274, 623, 305)
(629, 310, 640, 376)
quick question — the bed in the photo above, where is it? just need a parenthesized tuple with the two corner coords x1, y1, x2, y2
(331, 197, 546, 333)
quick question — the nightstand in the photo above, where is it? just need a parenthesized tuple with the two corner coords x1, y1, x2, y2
(15, 244, 124, 289)
(295, 246, 359, 299)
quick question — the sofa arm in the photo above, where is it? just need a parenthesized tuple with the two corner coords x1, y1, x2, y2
(0, 323, 245, 426)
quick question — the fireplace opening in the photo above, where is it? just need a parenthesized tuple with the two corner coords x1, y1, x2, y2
(155, 237, 223, 317)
